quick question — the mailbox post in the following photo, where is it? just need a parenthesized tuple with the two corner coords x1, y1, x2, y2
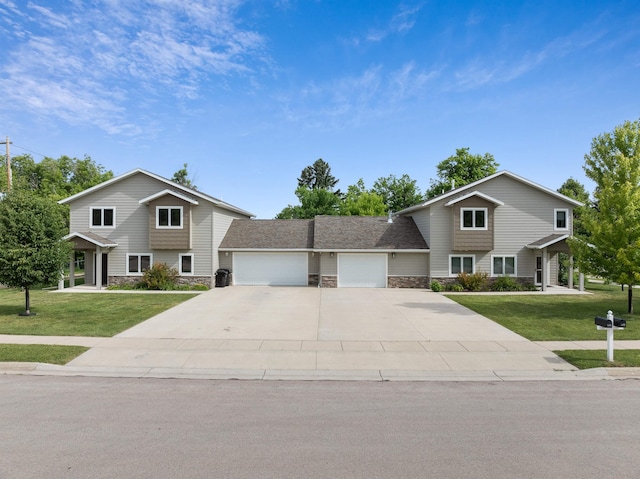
(595, 310, 626, 362)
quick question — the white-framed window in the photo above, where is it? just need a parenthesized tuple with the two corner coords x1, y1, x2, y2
(460, 208, 487, 230)
(554, 208, 569, 230)
(90, 207, 115, 228)
(127, 254, 152, 275)
(156, 206, 183, 228)
(449, 255, 475, 276)
(492, 255, 517, 276)
(179, 253, 194, 275)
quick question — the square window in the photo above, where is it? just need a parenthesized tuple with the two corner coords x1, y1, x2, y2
(127, 254, 152, 275)
(90, 207, 115, 228)
(460, 208, 487, 230)
(157, 207, 183, 228)
(450, 255, 474, 276)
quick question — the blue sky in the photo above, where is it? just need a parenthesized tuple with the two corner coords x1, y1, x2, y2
(1, 1, 639, 218)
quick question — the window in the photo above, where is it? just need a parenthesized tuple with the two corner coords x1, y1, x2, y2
(90, 207, 115, 228)
(492, 256, 517, 276)
(157, 206, 183, 228)
(450, 255, 474, 276)
(179, 254, 193, 275)
(127, 254, 152, 275)
(555, 209, 568, 230)
(461, 208, 487, 230)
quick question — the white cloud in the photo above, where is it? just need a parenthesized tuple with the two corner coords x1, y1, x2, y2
(359, 3, 423, 44)
(0, 0, 267, 135)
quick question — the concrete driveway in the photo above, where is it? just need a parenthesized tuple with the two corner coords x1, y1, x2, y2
(66, 287, 575, 377)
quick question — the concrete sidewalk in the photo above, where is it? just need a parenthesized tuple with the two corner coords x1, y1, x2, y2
(1, 287, 639, 381)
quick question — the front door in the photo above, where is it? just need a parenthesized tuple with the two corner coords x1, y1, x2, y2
(94, 253, 108, 286)
(535, 256, 542, 285)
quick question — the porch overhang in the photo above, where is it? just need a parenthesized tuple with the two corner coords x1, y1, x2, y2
(526, 234, 569, 250)
(64, 232, 118, 250)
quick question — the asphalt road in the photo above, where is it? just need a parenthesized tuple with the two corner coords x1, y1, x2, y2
(1, 377, 639, 478)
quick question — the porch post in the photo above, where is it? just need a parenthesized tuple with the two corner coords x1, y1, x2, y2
(69, 251, 75, 288)
(568, 255, 574, 289)
(541, 248, 548, 292)
(579, 272, 585, 291)
(96, 246, 102, 291)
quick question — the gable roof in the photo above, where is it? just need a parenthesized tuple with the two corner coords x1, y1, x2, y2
(220, 219, 315, 250)
(220, 216, 429, 252)
(444, 191, 505, 207)
(138, 189, 199, 205)
(399, 170, 583, 214)
(58, 168, 254, 217)
(63, 231, 118, 248)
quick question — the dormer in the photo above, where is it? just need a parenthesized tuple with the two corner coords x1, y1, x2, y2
(445, 191, 504, 251)
(139, 189, 199, 250)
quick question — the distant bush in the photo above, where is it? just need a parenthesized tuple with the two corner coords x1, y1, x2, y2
(491, 276, 521, 292)
(457, 271, 489, 291)
(446, 283, 464, 292)
(430, 280, 442, 292)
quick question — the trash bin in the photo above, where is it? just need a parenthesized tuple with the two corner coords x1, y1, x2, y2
(215, 269, 230, 288)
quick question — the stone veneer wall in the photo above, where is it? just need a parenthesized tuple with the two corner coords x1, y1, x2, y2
(320, 275, 337, 288)
(387, 276, 430, 288)
(308, 274, 319, 286)
(109, 275, 213, 288)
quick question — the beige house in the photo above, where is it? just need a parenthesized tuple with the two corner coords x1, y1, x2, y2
(59, 169, 582, 290)
(59, 169, 254, 289)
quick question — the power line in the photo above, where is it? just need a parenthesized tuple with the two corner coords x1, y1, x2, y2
(12, 144, 48, 159)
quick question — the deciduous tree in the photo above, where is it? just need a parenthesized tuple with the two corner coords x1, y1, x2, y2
(425, 148, 499, 198)
(568, 118, 640, 313)
(0, 191, 72, 315)
(340, 179, 387, 216)
(276, 186, 342, 219)
(372, 174, 423, 212)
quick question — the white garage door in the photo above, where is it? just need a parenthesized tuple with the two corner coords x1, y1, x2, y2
(233, 253, 308, 286)
(338, 253, 387, 288)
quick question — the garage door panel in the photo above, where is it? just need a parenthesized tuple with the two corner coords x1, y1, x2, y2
(338, 254, 387, 288)
(234, 253, 308, 286)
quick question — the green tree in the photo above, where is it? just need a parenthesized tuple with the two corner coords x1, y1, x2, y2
(276, 186, 342, 219)
(1, 154, 113, 200)
(557, 177, 590, 237)
(171, 163, 196, 189)
(0, 191, 72, 315)
(425, 148, 499, 198)
(568, 118, 640, 313)
(372, 174, 423, 212)
(340, 179, 387, 216)
(298, 159, 339, 190)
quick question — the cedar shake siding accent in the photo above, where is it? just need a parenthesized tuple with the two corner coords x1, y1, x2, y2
(452, 197, 495, 251)
(148, 196, 192, 250)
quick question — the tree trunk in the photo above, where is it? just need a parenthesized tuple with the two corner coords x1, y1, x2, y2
(25, 286, 30, 315)
(628, 285, 633, 314)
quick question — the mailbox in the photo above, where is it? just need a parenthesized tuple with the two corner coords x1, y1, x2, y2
(594, 316, 626, 328)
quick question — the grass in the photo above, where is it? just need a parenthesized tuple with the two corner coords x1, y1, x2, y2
(0, 344, 89, 364)
(0, 288, 197, 337)
(447, 282, 640, 341)
(556, 349, 640, 369)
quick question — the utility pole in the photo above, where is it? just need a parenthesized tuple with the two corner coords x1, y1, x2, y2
(0, 136, 12, 191)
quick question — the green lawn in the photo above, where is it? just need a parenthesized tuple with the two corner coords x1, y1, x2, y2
(447, 282, 640, 341)
(0, 344, 89, 364)
(0, 288, 197, 337)
(555, 349, 640, 369)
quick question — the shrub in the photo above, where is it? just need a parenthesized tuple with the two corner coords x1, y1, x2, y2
(141, 262, 179, 290)
(457, 271, 489, 291)
(430, 280, 442, 292)
(192, 283, 210, 291)
(446, 283, 464, 292)
(491, 276, 521, 292)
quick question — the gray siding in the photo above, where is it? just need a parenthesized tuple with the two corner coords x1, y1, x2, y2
(407, 209, 430, 246)
(388, 253, 428, 276)
(68, 172, 251, 280)
(428, 175, 574, 279)
(309, 252, 320, 274)
(321, 253, 337, 275)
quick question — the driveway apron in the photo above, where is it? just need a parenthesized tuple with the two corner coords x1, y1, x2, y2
(67, 287, 574, 374)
